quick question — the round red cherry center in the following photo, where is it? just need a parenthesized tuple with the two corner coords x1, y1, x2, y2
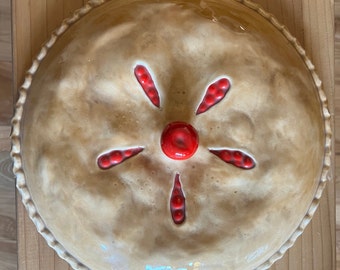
(161, 122, 199, 160)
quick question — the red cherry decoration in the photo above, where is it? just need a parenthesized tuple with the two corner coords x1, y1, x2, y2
(209, 148, 256, 169)
(170, 173, 186, 224)
(96, 65, 257, 227)
(134, 65, 160, 108)
(97, 147, 144, 170)
(161, 122, 199, 160)
(196, 77, 231, 115)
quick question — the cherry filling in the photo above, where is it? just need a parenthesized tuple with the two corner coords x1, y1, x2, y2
(170, 173, 186, 224)
(134, 65, 160, 108)
(196, 77, 231, 115)
(161, 122, 199, 160)
(97, 147, 144, 169)
(209, 148, 256, 169)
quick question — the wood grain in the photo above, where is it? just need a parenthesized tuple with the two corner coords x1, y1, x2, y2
(0, 0, 15, 268)
(0, 126, 11, 152)
(335, 1, 340, 269)
(10, 0, 335, 269)
(0, 151, 16, 270)
(0, 62, 13, 126)
(0, 0, 11, 61)
(0, 0, 13, 126)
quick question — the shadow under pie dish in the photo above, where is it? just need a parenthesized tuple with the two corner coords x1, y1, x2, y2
(11, 0, 332, 269)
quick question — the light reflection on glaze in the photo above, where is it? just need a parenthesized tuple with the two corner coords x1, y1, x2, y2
(145, 261, 202, 270)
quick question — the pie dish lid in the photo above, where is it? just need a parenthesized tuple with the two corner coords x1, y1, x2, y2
(11, 0, 332, 269)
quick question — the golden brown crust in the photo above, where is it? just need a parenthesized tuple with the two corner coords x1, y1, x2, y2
(11, 1, 331, 269)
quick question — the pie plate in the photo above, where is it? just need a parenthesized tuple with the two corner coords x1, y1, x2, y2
(11, 0, 332, 269)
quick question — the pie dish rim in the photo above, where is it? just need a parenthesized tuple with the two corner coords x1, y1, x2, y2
(10, 0, 332, 269)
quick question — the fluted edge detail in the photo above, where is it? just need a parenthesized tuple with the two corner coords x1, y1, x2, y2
(11, 1, 332, 270)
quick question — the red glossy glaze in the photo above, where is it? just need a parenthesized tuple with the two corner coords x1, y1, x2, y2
(170, 173, 186, 224)
(134, 65, 160, 107)
(97, 67, 256, 227)
(196, 78, 231, 115)
(161, 122, 199, 160)
(97, 147, 144, 170)
(209, 148, 256, 169)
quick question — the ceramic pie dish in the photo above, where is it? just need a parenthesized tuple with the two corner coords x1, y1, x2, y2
(11, 0, 331, 269)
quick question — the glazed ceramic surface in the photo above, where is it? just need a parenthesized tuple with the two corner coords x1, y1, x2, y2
(11, 0, 331, 269)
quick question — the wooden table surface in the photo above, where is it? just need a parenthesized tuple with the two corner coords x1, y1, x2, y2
(8, 0, 335, 269)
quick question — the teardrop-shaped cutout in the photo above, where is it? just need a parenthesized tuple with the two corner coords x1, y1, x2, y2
(97, 147, 144, 170)
(209, 148, 256, 169)
(134, 65, 160, 108)
(196, 77, 231, 115)
(170, 173, 186, 224)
